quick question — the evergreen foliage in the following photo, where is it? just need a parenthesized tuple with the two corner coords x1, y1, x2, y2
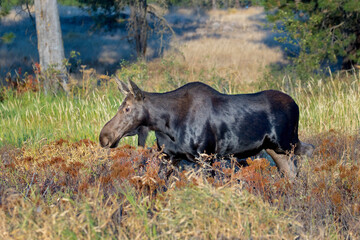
(263, 0, 360, 76)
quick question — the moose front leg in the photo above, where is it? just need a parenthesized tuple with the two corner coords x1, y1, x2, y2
(137, 126, 149, 147)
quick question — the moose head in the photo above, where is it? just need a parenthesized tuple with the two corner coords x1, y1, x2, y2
(99, 78, 147, 148)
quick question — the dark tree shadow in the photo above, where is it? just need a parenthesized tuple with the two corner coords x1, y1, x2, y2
(0, 6, 212, 81)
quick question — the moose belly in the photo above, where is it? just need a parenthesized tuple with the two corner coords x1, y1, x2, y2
(156, 118, 273, 161)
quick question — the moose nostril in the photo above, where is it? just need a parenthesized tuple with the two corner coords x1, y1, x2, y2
(100, 136, 110, 148)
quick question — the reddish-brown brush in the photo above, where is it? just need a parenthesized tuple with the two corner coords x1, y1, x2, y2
(0, 133, 359, 238)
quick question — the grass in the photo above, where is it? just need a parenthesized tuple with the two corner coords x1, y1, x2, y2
(162, 7, 286, 84)
(0, 141, 300, 239)
(0, 57, 359, 239)
(151, 184, 297, 239)
(1, 7, 360, 239)
(0, 130, 359, 238)
(278, 72, 360, 135)
(1, 60, 359, 147)
(0, 85, 149, 147)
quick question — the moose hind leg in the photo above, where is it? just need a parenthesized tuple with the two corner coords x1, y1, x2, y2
(295, 141, 315, 158)
(265, 149, 297, 180)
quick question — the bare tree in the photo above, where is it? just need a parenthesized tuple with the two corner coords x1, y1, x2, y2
(212, 0, 217, 10)
(34, 0, 68, 93)
(129, 0, 148, 60)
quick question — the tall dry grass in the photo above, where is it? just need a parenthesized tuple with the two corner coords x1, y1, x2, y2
(160, 7, 286, 84)
(2, 61, 359, 148)
(1, 130, 359, 238)
(0, 141, 299, 239)
(277, 71, 360, 136)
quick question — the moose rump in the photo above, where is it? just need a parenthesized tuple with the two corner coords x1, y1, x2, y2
(99, 80, 314, 179)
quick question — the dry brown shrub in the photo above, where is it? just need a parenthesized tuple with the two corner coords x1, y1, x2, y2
(286, 131, 360, 237)
(1, 132, 359, 238)
(52, 138, 69, 146)
(5, 73, 40, 94)
(237, 158, 287, 202)
(111, 160, 134, 180)
(71, 139, 96, 148)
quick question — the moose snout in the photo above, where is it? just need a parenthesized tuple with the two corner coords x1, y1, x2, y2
(99, 131, 114, 148)
(99, 136, 109, 148)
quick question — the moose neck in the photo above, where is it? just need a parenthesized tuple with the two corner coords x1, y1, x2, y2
(142, 91, 188, 138)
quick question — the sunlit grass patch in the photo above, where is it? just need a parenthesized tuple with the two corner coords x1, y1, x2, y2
(124, 184, 299, 239)
(263, 71, 360, 137)
(2, 60, 359, 148)
(0, 87, 156, 147)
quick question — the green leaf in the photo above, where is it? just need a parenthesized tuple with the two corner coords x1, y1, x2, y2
(1, 32, 16, 44)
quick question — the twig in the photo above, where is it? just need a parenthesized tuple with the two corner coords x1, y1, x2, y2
(329, 22, 344, 31)
(42, 178, 54, 198)
(25, 172, 37, 198)
(25, 1, 36, 28)
(147, 6, 176, 37)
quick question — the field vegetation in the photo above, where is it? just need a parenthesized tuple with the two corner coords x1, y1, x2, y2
(1, 6, 360, 240)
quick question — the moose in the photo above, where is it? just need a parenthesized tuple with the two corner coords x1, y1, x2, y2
(99, 79, 314, 179)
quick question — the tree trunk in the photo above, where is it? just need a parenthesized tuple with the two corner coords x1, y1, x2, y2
(342, 33, 360, 70)
(34, 0, 68, 93)
(129, 0, 148, 60)
(235, 0, 240, 9)
(212, 0, 217, 10)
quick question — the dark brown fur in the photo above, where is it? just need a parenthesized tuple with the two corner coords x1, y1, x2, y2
(99, 81, 315, 179)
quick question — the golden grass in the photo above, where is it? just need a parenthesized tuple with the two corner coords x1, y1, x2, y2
(277, 72, 360, 136)
(161, 7, 285, 84)
(125, 185, 298, 239)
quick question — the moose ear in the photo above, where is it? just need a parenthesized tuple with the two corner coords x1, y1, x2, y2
(128, 80, 144, 101)
(114, 77, 130, 95)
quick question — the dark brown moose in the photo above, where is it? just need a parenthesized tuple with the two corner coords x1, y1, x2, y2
(99, 79, 314, 179)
